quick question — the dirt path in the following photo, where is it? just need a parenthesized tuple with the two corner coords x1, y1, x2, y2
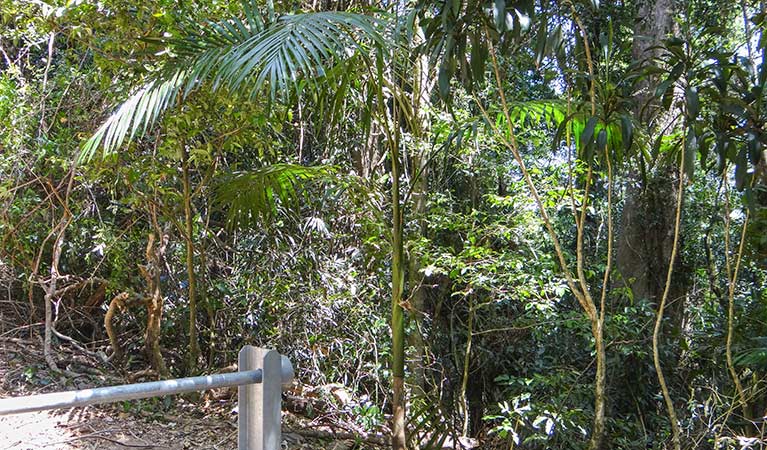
(0, 407, 236, 449)
(0, 337, 238, 449)
(0, 338, 380, 450)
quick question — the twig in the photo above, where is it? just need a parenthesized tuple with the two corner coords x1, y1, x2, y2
(213, 429, 236, 448)
(51, 327, 108, 363)
(0, 322, 44, 338)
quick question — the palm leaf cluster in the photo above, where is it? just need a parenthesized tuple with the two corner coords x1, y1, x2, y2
(80, 2, 386, 161)
(215, 164, 335, 227)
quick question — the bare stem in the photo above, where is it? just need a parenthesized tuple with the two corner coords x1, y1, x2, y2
(652, 149, 684, 450)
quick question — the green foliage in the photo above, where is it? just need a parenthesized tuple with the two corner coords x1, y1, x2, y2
(214, 164, 336, 227)
(80, 3, 386, 160)
(2, 0, 767, 448)
(417, 0, 539, 101)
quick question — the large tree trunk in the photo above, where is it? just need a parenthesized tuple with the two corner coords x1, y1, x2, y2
(617, 171, 687, 316)
(618, 0, 680, 306)
(618, 1, 684, 448)
(619, 0, 688, 352)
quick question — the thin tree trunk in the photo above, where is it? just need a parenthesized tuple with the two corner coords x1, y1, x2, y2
(568, 10, 609, 447)
(142, 207, 169, 378)
(391, 140, 407, 450)
(652, 155, 685, 450)
(590, 318, 606, 449)
(105, 292, 130, 363)
(480, 33, 608, 449)
(43, 220, 66, 371)
(181, 145, 200, 374)
(201, 223, 215, 367)
(407, 18, 432, 395)
(460, 298, 474, 437)
(590, 142, 615, 450)
(723, 175, 749, 419)
(42, 169, 75, 371)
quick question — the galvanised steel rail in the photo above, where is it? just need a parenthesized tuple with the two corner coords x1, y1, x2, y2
(0, 369, 265, 415)
(0, 346, 293, 450)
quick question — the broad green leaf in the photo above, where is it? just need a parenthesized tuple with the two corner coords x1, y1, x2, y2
(655, 79, 673, 99)
(620, 115, 633, 150)
(748, 132, 763, 165)
(596, 129, 607, 151)
(494, 0, 506, 32)
(470, 32, 486, 83)
(735, 147, 749, 190)
(685, 86, 699, 119)
(580, 116, 598, 150)
(684, 126, 697, 180)
(439, 65, 451, 100)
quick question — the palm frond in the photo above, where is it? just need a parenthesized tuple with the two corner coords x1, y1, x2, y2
(217, 12, 386, 98)
(407, 394, 455, 450)
(214, 164, 335, 227)
(81, 70, 189, 161)
(80, 3, 386, 161)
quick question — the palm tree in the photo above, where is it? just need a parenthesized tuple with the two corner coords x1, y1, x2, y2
(80, 3, 385, 159)
(81, 3, 413, 448)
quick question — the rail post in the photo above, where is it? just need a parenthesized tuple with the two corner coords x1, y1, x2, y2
(238, 346, 283, 450)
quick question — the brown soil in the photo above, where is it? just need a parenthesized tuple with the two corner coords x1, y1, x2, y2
(0, 337, 382, 450)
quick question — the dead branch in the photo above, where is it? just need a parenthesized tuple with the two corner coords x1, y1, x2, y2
(105, 291, 131, 363)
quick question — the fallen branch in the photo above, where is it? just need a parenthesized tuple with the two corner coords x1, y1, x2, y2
(52, 327, 107, 363)
(45, 431, 168, 448)
(104, 291, 131, 362)
(290, 427, 389, 447)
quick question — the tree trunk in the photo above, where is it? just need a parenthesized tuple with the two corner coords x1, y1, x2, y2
(620, 2, 685, 447)
(618, 0, 686, 315)
(105, 292, 130, 363)
(42, 169, 75, 372)
(406, 19, 433, 396)
(391, 141, 407, 450)
(616, 171, 686, 313)
(142, 216, 170, 378)
(181, 145, 200, 374)
(589, 317, 606, 450)
(43, 218, 68, 372)
(630, 0, 675, 126)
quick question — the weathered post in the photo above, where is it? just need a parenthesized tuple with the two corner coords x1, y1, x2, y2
(238, 346, 283, 450)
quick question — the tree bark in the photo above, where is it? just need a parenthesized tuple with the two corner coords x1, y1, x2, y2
(43, 217, 68, 372)
(618, 0, 686, 313)
(42, 169, 75, 371)
(105, 292, 131, 363)
(589, 317, 606, 450)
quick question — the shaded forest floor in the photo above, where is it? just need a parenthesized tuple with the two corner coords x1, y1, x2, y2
(0, 335, 385, 450)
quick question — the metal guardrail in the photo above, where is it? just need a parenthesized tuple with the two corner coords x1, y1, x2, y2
(0, 346, 294, 450)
